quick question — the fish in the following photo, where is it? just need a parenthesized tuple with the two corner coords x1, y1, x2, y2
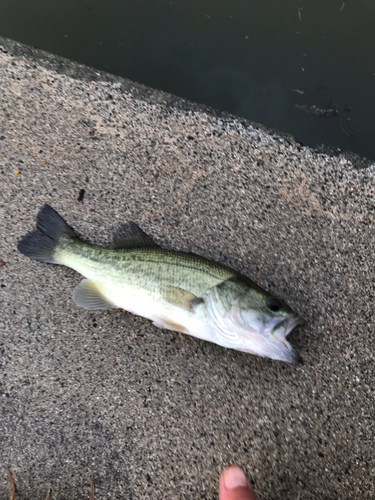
(17, 205, 304, 363)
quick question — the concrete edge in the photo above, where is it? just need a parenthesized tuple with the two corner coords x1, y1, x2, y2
(0, 35, 372, 169)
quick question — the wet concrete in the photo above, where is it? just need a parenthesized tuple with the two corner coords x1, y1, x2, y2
(0, 37, 374, 499)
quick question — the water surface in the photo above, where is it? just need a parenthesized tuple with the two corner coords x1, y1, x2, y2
(0, 0, 374, 158)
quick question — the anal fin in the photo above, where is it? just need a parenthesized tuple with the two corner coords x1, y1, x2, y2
(72, 279, 116, 310)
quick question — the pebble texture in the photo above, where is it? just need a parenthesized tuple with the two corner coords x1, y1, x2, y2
(0, 37, 374, 500)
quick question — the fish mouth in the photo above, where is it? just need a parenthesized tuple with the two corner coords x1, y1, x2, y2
(270, 316, 305, 364)
(284, 316, 305, 337)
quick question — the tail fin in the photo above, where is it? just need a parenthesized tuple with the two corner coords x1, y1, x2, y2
(17, 205, 76, 263)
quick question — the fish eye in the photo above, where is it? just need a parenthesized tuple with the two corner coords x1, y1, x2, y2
(266, 297, 281, 312)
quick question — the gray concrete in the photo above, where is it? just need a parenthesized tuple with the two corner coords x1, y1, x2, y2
(0, 36, 374, 500)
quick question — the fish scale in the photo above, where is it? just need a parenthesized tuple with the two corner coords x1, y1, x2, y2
(58, 241, 234, 295)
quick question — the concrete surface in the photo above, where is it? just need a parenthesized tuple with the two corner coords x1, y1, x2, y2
(0, 36, 374, 499)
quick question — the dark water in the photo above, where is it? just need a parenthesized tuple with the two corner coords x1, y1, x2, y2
(1, 0, 374, 159)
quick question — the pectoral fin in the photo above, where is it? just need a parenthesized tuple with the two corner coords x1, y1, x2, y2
(72, 279, 116, 310)
(161, 285, 204, 311)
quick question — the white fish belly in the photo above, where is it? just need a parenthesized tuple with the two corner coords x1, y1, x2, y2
(97, 281, 215, 344)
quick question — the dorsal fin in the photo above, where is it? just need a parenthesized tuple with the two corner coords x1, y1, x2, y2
(113, 222, 160, 250)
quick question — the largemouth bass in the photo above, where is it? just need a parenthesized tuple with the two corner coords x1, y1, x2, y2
(17, 205, 304, 363)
